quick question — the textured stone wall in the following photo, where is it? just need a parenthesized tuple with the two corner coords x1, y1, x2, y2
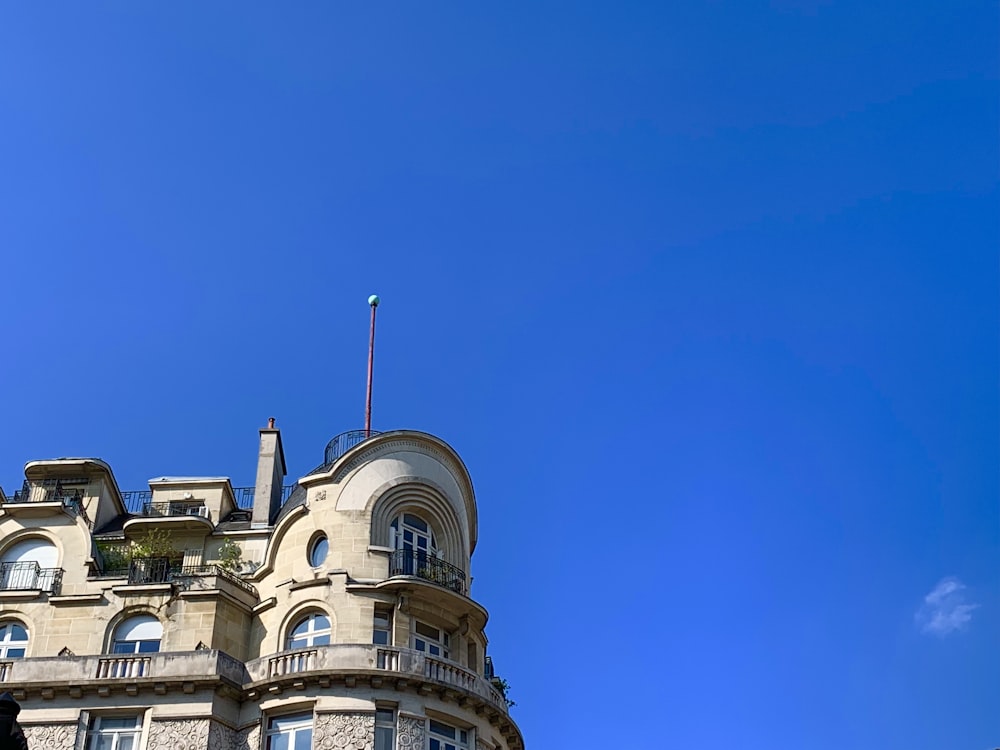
(148, 719, 210, 750)
(397, 716, 425, 750)
(21, 723, 75, 750)
(314, 711, 375, 750)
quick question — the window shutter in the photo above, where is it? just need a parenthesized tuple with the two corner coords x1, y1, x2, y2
(388, 527, 396, 549)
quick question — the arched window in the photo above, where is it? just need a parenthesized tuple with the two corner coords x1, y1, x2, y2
(112, 615, 162, 654)
(390, 513, 439, 556)
(286, 613, 331, 649)
(0, 538, 59, 592)
(0, 622, 28, 658)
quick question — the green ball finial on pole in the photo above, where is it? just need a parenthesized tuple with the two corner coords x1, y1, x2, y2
(368, 294, 380, 307)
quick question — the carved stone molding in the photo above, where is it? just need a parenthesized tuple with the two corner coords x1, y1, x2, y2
(313, 712, 375, 750)
(21, 723, 75, 750)
(396, 716, 425, 750)
(148, 719, 210, 750)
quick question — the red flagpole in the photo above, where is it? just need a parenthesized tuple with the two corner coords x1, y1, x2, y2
(365, 294, 380, 436)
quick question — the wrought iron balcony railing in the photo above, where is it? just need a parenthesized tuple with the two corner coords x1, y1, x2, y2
(0, 561, 63, 594)
(95, 558, 257, 597)
(138, 501, 210, 520)
(388, 549, 467, 596)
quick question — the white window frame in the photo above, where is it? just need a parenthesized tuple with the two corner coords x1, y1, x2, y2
(286, 612, 332, 649)
(84, 714, 143, 750)
(373, 608, 392, 646)
(412, 620, 449, 659)
(265, 711, 313, 750)
(111, 615, 162, 654)
(0, 621, 28, 658)
(428, 719, 469, 750)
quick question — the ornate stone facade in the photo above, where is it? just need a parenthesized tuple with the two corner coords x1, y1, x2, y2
(313, 712, 375, 750)
(0, 430, 524, 750)
(397, 715, 425, 750)
(21, 723, 75, 750)
(148, 719, 210, 750)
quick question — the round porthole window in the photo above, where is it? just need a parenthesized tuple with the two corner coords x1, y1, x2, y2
(308, 535, 329, 567)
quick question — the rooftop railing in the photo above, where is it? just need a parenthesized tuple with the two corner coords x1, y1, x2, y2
(121, 486, 295, 514)
(323, 429, 382, 467)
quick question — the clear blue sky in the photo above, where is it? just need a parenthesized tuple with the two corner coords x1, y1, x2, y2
(1, 3, 997, 748)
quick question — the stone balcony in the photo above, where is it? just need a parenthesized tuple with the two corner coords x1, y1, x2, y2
(246, 644, 509, 715)
(0, 650, 247, 700)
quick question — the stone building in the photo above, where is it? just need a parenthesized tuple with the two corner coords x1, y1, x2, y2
(0, 424, 523, 750)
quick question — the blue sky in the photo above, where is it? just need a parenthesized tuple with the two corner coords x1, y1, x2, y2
(1, 3, 997, 748)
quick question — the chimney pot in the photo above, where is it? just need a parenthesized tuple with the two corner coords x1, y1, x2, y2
(268, 417, 275, 429)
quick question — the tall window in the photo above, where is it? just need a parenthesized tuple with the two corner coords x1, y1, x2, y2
(374, 708, 395, 750)
(373, 609, 392, 646)
(412, 620, 449, 659)
(0, 538, 58, 591)
(286, 613, 331, 649)
(390, 513, 438, 555)
(112, 615, 162, 654)
(266, 712, 312, 750)
(428, 719, 469, 750)
(85, 715, 142, 750)
(0, 622, 28, 658)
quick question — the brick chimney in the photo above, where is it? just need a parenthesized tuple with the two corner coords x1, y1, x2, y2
(252, 417, 286, 527)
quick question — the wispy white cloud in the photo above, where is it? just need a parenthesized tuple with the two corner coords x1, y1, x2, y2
(915, 577, 978, 637)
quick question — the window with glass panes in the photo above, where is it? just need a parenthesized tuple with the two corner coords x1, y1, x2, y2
(412, 620, 449, 659)
(0, 622, 28, 658)
(374, 708, 395, 750)
(428, 719, 469, 750)
(265, 712, 312, 750)
(373, 609, 392, 646)
(84, 715, 142, 750)
(286, 613, 332, 649)
(111, 615, 161, 654)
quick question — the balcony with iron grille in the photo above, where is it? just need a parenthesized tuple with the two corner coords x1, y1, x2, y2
(92, 557, 258, 603)
(122, 501, 214, 534)
(0, 561, 63, 596)
(387, 549, 468, 596)
(0, 479, 89, 523)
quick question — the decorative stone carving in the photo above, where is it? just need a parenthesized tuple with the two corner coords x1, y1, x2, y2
(239, 724, 261, 750)
(396, 716, 425, 750)
(476, 740, 493, 750)
(313, 712, 374, 750)
(148, 719, 210, 750)
(21, 723, 75, 750)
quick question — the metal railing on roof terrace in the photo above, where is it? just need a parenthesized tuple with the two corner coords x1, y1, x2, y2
(7, 479, 89, 506)
(121, 486, 295, 514)
(324, 429, 382, 466)
(234, 485, 297, 510)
